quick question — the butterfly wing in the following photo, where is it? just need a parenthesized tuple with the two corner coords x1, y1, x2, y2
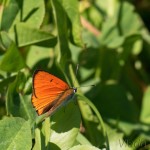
(32, 70, 70, 115)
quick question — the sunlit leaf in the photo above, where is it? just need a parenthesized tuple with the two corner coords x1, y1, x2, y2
(0, 117, 32, 150)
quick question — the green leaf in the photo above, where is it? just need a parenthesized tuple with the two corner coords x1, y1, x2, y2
(0, 42, 25, 72)
(106, 125, 132, 150)
(50, 101, 81, 150)
(21, 0, 45, 28)
(61, 0, 84, 47)
(41, 118, 51, 147)
(0, 31, 12, 50)
(140, 86, 150, 124)
(51, 0, 71, 67)
(15, 23, 57, 47)
(2, 0, 45, 31)
(26, 45, 52, 69)
(32, 128, 41, 150)
(99, 34, 142, 81)
(76, 132, 92, 145)
(1, 0, 21, 31)
(6, 72, 36, 125)
(77, 94, 107, 148)
(0, 75, 16, 92)
(100, 2, 143, 48)
(0, 117, 32, 150)
(87, 83, 139, 122)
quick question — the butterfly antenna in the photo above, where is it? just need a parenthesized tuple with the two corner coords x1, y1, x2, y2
(72, 64, 96, 88)
(76, 85, 96, 88)
(73, 64, 79, 87)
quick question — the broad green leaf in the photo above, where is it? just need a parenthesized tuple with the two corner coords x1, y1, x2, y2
(15, 23, 57, 47)
(0, 117, 32, 150)
(1, 0, 21, 31)
(2, 0, 45, 31)
(51, 0, 71, 68)
(26, 45, 52, 69)
(87, 83, 139, 122)
(61, 0, 84, 46)
(50, 101, 81, 150)
(106, 125, 132, 150)
(22, 0, 45, 28)
(69, 145, 100, 150)
(6, 72, 36, 125)
(100, 2, 143, 48)
(0, 42, 25, 72)
(140, 86, 150, 124)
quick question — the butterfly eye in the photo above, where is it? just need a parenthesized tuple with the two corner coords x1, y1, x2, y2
(74, 88, 77, 93)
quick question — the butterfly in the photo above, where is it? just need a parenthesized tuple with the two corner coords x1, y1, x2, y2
(31, 70, 77, 117)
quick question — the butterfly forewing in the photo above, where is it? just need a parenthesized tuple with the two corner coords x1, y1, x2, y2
(32, 70, 70, 115)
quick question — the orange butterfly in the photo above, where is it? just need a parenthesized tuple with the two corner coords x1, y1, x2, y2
(31, 70, 77, 117)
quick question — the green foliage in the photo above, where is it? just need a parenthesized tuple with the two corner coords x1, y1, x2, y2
(0, 0, 150, 149)
(0, 117, 32, 150)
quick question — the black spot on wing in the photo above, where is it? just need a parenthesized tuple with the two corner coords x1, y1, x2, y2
(50, 79, 53, 82)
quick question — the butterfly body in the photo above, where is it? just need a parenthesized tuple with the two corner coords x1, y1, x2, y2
(31, 70, 77, 116)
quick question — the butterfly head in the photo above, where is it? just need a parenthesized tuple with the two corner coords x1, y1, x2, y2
(73, 87, 77, 93)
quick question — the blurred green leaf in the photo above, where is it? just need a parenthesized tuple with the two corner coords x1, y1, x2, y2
(87, 83, 139, 122)
(0, 117, 32, 150)
(51, 0, 71, 67)
(41, 118, 51, 148)
(106, 125, 132, 150)
(50, 101, 81, 150)
(99, 2, 143, 48)
(32, 128, 41, 150)
(99, 34, 142, 81)
(61, 0, 84, 47)
(2, 0, 45, 31)
(0, 42, 25, 72)
(75, 132, 92, 145)
(1, 0, 21, 31)
(0, 31, 12, 51)
(79, 47, 99, 69)
(21, 0, 45, 28)
(6, 72, 36, 125)
(77, 94, 107, 148)
(15, 23, 57, 47)
(26, 45, 52, 69)
(140, 86, 150, 124)
(0, 75, 15, 92)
